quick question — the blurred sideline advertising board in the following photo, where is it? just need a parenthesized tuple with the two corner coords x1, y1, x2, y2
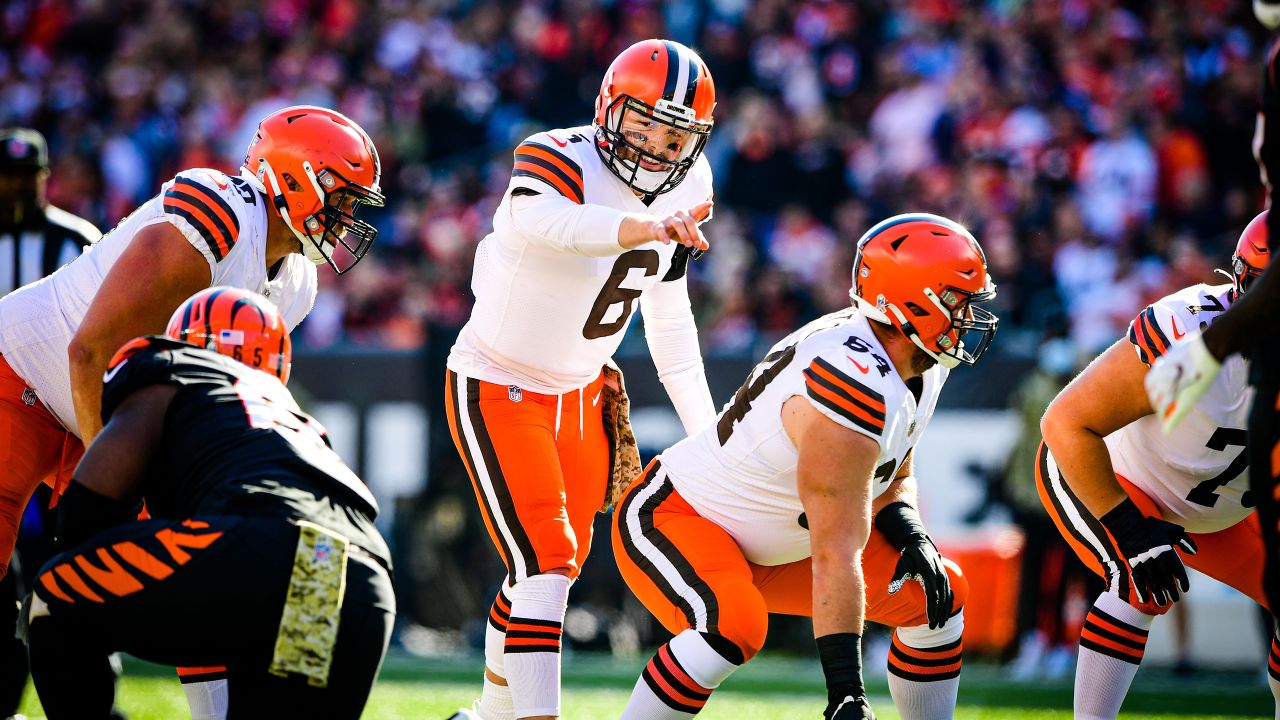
(292, 350, 1263, 667)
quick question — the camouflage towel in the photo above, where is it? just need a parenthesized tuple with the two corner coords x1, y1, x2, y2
(601, 361, 642, 512)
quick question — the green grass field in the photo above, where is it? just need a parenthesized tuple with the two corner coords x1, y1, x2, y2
(15, 651, 1273, 719)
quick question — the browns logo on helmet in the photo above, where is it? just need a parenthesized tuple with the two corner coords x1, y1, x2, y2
(594, 39, 716, 199)
(242, 105, 385, 274)
(166, 287, 292, 383)
(851, 213, 999, 368)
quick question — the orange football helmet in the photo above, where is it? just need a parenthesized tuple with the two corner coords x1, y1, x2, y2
(594, 39, 715, 197)
(166, 287, 292, 384)
(851, 213, 998, 368)
(243, 105, 385, 274)
(1231, 210, 1271, 296)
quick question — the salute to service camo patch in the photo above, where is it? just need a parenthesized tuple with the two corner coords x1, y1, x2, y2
(269, 521, 349, 687)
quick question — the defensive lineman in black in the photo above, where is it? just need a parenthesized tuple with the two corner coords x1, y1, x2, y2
(23, 288, 394, 719)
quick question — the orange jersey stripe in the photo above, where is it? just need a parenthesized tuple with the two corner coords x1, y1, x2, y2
(163, 195, 231, 257)
(39, 572, 75, 603)
(512, 160, 580, 203)
(806, 376, 885, 431)
(808, 361, 886, 414)
(517, 145, 583, 188)
(1141, 312, 1168, 356)
(156, 528, 223, 565)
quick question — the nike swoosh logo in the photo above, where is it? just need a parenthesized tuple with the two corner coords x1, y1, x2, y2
(592, 391, 602, 406)
(849, 356, 869, 374)
(1171, 317, 1185, 340)
(102, 359, 128, 384)
(215, 180, 228, 190)
(549, 135, 568, 147)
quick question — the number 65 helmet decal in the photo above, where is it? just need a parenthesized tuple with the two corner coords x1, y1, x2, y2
(167, 287, 292, 384)
(851, 213, 999, 368)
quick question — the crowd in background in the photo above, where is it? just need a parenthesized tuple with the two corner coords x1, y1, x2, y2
(1, 0, 1270, 363)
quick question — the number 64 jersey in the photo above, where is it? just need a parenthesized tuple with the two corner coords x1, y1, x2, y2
(661, 307, 948, 567)
(448, 125, 713, 396)
(1106, 282, 1254, 534)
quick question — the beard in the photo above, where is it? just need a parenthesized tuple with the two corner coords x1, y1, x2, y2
(910, 346, 938, 375)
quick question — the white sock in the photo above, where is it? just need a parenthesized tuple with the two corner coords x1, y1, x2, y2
(887, 612, 964, 720)
(1074, 591, 1154, 720)
(621, 630, 741, 719)
(181, 678, 228, 720)
(479, 581, 516, 720)
(1268, 632, 1280, 720)
(505, 573, 570, 718)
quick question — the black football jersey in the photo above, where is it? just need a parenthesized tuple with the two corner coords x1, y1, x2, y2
(100, 336, 387, 560)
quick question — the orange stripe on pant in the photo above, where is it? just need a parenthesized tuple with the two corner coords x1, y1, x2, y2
(445, 369, 608, 582)
(0, 355, 83, 579)
(613, 465, 969, 662)
(1037, 441, 1268, 615)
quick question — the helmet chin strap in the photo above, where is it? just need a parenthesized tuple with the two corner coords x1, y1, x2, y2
(255, 157, 333, 266)
(849, 290, 960, 369)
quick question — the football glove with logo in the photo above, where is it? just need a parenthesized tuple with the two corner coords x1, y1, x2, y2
(877, 502, 953, 629)
(1101, 499, 1197, 607)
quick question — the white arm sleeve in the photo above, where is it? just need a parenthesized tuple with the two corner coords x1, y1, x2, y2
(641, 276, 716, 435)
(507, 190, 630, 257)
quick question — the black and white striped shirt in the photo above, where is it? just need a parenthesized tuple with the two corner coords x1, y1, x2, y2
(0, 205, 99, 295)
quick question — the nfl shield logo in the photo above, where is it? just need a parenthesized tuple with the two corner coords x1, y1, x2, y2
(20, 388, 35, 407)
(508, 386, 522, 403)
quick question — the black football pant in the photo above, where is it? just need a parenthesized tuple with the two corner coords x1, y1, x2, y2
(25, 515, 394, 719)
(1251, 334, 1280, 618)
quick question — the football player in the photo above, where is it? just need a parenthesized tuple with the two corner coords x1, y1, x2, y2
(612, 214, 998, 720)
(22, 287, 393, 719)
(1146, 0, 1280, 620)
(0, 105, 384, 718)
(1040, 212, 1275, 720)
(445, 39, 720, 720)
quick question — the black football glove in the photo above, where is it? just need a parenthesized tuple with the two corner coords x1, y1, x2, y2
(825, 694, 876, 720)
(876, 502, 954, 629)
(1101, 499, 1197, 607)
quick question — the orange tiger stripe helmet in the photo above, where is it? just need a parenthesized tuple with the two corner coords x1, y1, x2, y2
(243, 105, 385, 274)
(1231, 210, 1271, 296)
(851, 213, 999, 368)
(166, 287, 292, 383)
(594, 39, 715, 198)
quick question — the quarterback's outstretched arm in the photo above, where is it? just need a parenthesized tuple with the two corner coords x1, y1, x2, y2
(640, 277, 716, 433)
(507, 191, 710, 256)
(68, 222, 209, 445)
(1042, 339, 1196, 606)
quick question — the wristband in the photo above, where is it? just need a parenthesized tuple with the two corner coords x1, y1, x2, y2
(1099, 498, 1146, 547)
(874, 501, 928, 551)
(816, 632, 864, 704)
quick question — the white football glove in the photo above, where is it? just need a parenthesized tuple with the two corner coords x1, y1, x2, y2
(1143, 329, 1222, 434)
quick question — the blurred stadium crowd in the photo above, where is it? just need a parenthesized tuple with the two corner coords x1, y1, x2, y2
(1, 0, 1271, 361)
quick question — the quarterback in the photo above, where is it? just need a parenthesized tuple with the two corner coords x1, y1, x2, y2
(0, 105, 384, 717)
(613, 214, 998, 720)
(446, 39, 720, 720)
(1039, 212, 1275, 719)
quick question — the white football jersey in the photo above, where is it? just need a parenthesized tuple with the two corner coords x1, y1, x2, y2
(0, 167, 317, 436)
(448, 125, 714, 394)
(662, 307, 948, 566)
(1105, 283, 1253, 534)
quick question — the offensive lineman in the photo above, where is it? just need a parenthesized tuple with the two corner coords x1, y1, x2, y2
(0, 105, 385, 718)
(1040, 213, 1274, 720)
(446, 39, 720, 720)
(24, 287, 394, 719)
(613, 214, 999, 720)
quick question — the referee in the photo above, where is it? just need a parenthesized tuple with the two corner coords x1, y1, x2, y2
(0, 127, 99, 716)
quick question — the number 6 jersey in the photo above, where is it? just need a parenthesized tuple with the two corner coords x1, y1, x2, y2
(1106, 282, 1254, 534)
(448, 125, 714, 404)
(661, 307, 948, 567)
